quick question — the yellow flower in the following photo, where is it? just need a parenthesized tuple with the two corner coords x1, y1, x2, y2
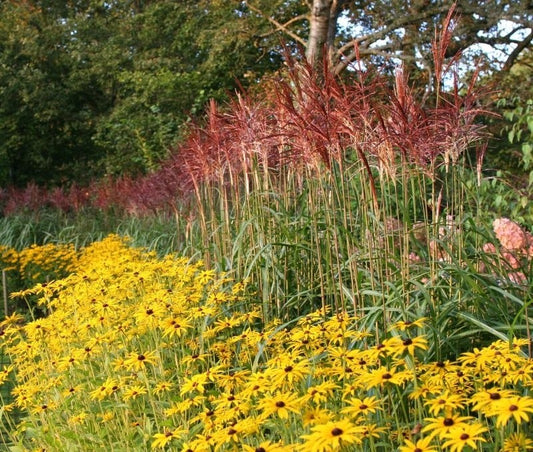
(123, 350, 158, 372)
(151, 428, 185, 449)
(424, 390, 467, 416)
(341, 396, 382, 418)
(122, 384, 148, 401)
(360, 366, 409, 388)
(242, 441, 292, 451)
(100, 411, 115, 422)
(503, 432, 533, 451)
(441, 422, 487, 452)
(160, 316, 191, 338)
(470, 388, 517, 415)
(492, 396, 533, 428)
(180, 373, 209, 395)
(0, 365, 14, 385)
(390, 317, 428, 331)
(153, 381, 173, 395)
(382, 335, 428, 356)
(300, 419, 363, 451)
(258, 391, 302, 419)
(68, 412, 88, 426)
(31, 402, 56, 415)
(302, 407, 333, 426)
(422, 414, 473, 439)
(304, 381, 339, 405)
(90, 377, 120, 400)
(211, 417, 258, 447)
(399, 436, 438, 452)
(268, 357, 310, 389)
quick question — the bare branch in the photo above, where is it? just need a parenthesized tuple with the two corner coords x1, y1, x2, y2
(335, 4, 451, 57)
(245, 2, 307, 47)
(502, 30, 533, 72)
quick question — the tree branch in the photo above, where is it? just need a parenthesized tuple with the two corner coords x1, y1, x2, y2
(502, 30, 533, 72)
(245, 2, 307, 47)
(335, 4, 451, 56)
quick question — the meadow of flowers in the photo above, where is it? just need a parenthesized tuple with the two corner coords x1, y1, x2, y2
(0, 235, 530, 451)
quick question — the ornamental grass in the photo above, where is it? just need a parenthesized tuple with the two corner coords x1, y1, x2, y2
(0, 235, 532, 451)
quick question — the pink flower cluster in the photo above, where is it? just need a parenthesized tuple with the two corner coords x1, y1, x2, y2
(483, 218, 533, 284)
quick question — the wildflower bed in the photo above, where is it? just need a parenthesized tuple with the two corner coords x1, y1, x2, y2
(0, 235, 532, 451)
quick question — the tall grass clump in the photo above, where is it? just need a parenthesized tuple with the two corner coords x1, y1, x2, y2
(157, 8, 531, 358)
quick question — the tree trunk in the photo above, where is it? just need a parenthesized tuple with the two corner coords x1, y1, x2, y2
(305, 0, 343, 69)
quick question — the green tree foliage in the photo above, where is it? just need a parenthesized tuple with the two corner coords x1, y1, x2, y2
(0, 0, 281, 186)
(0, 1, 106, 187)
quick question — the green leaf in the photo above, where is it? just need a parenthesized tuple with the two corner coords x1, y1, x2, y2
(522, 143, 532, 170)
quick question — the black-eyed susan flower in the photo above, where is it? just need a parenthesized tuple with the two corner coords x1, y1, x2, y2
(470, 388, 517, 415)
(123, 350, 158, 371)
(399, 436, 437, 452)
(361, 366, 409, 389)
(422, 414, 473, 439)
(503, 432, 533, 451)
(341, 395, 382, 418)
(242, 440, 292, 451)
(302, 407, 333, 426)
(359, 424, 388, 440)
(390, 317, 428, 331)
(211, 417, 257, 448)
(492, 396, 533, 428)
(268, 357, 310, 389)
(180, 373, 209, 395)
(151, 427, 185, 449)
(153, 381, 173, 395)
(304, 381, 339, 405)
(441, 422, 487, 452)
(161, 316, 191, 338)
(67, 412, 88, 426)
(383, 335, 428, 357)
(300, 419, 363, 451)
(122, 384, 147, 401)
(258, 391, 302, 419)
(424, 390, 467, 416)
(89, 377, 120, 400)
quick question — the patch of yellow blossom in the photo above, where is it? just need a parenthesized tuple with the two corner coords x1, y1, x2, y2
(0, 235, 532, 451)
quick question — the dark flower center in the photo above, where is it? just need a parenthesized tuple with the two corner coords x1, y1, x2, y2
(382, 373, 392, 379)
(509, 404, 518, 412)
(489, 392, 501, 400)
(460, 433, 469, 440)
(138, 355, 145, 361)
(443, 418, 454, 426)
(284, 366, 293, 372)
(403, 338, 413, 346)
(331, 427, 343, 436)
(276, 401, 286, 408)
